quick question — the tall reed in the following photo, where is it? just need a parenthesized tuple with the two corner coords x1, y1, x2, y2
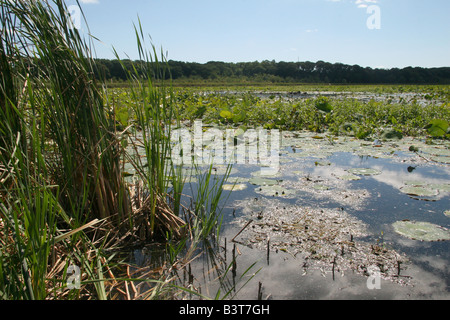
(0, 0, 235, 300)
(0, 0, 129, 299)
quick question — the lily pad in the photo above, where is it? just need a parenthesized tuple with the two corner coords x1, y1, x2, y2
(251, 170, 282, 178)
(226, 176, 248, 184)
(444, 210, 450, 218)
(432, 156, 450, 164)
(399, 186, 439, 197)
(222, 184, 247, 191)
(429, 183, 450, 193)
(403, 180, 429, 186)
(248, 177, 280, 186)
(254, 185, 296, 198)
(347, 168, 381, 176)
(313, 184, 332, 191)
(421, 147, 450, 157)
(393, 221, 450, 242)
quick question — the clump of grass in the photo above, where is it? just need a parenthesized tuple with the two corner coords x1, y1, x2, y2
(1, 0, 129, 300)
(1, 0, 237, 300)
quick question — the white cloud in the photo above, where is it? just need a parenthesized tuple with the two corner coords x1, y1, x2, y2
(79, 0, 99, 4)
(355, 0, 379, 9)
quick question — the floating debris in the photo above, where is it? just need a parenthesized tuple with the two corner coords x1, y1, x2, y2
(233, 197, 410, 285)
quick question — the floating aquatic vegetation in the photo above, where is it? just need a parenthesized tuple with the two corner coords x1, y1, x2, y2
(392, 221, 450, 242)
(347, 168, 382, 176)
(254, 185, 296, 198)
(445, 210, 450, 218)
(403, 180, 429, 186)
(251, 170, 282, 178)
(421, 147, 450, 157)
(278, 172, 371, 210)
(232, 198, 409, 285)
(222, 184, 247, 191)
(429, 183, 450, 193)
(425, 119, 449, 138)
(288, 152, 310, 158)
(399, 186, 439, 198)
(312, 184, 332, 191)
(315, 160, 332, 166)
(248, 177, 280, 186)
(381, 129, 404, 140)
(432, 156, 450, 164)
(226, 176, 249, 184)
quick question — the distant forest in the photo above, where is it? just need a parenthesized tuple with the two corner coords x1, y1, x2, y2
(93, 59, 450, 84)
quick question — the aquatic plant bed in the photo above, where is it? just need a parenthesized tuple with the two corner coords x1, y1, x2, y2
(118, 86, 450, 299)
(210, 129, 450, 299)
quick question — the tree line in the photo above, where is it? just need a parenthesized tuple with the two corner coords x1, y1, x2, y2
(94, 59, 450, 84)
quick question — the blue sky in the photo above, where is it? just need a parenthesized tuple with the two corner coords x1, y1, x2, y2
(70, 0, 450, 68)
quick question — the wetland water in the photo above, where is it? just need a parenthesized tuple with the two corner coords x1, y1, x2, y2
(182, 131, 450, 300)
(129, 91, 450, 300)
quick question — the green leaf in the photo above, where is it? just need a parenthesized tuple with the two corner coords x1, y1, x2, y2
(315, 97, 333, 113)
(232, 111, 246, 123)
(425, 119, 449, 137)
(381, 129, 403, 140)
(219, 110, 232, 119)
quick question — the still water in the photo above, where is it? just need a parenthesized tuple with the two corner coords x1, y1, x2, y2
(198, 132, 449, 299)
(131, 130, 450, 300)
